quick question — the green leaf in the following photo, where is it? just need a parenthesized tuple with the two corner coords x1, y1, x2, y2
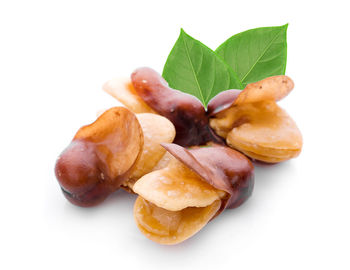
(162, 29, 243, 108)
(216, 24, 288, 87)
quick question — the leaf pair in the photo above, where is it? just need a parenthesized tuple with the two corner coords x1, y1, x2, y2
(162, 25, 288, 108)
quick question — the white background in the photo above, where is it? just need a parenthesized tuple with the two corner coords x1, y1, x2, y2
(1, 0, 349, 269)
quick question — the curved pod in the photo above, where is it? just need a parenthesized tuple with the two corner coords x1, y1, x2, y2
(133, 143, 254, 244)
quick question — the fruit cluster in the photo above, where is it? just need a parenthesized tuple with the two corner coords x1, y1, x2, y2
(55, 67, 302, 244)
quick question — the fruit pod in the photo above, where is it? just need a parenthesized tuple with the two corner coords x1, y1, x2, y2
(123, 113, 176, 190)
(103, 67, 223, 146)
(209, 76, 303, 163)
(55, 107, 143, 206)
(55, 107, 175, 207)
(162, 143, 254, 212)
(103, 78, 156, 114)
(132, 143, 254, 245)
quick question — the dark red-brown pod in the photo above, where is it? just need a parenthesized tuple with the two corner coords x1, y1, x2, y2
(161, 143, 254, 215)
(55, 141, 115, 207)
(55, 107, 143, 207)
(131, 67, 223, 147)
(207, 89, 241, 116)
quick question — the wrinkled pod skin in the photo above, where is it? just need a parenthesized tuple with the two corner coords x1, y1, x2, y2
(55, 107, 143, 207)
(131, 67, 224, 147)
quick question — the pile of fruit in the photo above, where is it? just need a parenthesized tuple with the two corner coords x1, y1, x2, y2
(55, 67, 302, 245)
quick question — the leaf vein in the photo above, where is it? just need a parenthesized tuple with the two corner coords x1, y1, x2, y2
(241, 29, 284, 83)
(182, 35, 205, 105)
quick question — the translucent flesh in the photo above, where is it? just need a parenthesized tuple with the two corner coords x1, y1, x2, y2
(211, 101, 302, 162)
(133, 158, 221, 211)
(234, 75, 294, 105)
(237, 150, 289, 163)
(134, 196, 221, 245)
(103, 78, 155, 114)
(74, 107, 143, 178)
(127, 114, 175, 184)
(151, 151, 174, 172)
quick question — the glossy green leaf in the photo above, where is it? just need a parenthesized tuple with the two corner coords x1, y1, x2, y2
(216, 24, 288, 87)
(162, 29, 242, 108)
